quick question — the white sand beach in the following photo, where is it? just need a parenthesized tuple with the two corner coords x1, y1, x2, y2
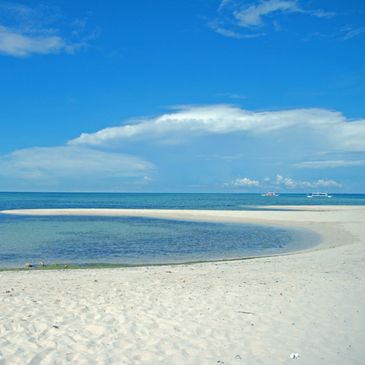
(0, 206, 364, 365)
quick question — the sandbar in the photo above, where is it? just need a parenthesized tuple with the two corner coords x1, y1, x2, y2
(0, 206, 364, 364)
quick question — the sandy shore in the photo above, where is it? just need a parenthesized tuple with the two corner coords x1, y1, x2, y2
(0, 206, 364, 364)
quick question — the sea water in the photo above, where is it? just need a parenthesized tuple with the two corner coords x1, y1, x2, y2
(0, 192, 364, 210)
(1, 192, 362, 268)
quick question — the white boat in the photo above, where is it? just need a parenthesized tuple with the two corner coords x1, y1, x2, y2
(261, 192, 279, 197)
(307, 192, 332, 198)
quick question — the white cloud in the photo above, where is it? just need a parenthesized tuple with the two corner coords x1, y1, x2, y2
(211, 0, 335, 38)
(339, 27, 365, 41)
(293, 160, 365, 169)
(312, 179, 342, 188)
(310, 9, 336, 19)
(68, 105, 365, 153)
(231, 177, 260, 187)
(273, 174, 341, 188)
(207, 21, 264, 39)
(234, 0, 300, 28)
(219, 0, 233, 11)
(0, 3, 90, 57)
(0, 146, 153, 181)
(0, 25, 80, 56)
(227, 174, 342, 190)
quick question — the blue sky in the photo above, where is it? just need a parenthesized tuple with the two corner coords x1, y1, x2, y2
(0, 0, 364, 192)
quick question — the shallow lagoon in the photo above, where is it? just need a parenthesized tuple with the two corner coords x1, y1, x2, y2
(0, 215, 319, 268)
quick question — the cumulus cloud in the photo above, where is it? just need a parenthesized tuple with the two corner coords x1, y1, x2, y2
(273, 174, 341, 189)
(69, 105, 365, 153)
(228, 174, 342, 190)
(0, 146, 154, 186)
(231, 177, 260, 187)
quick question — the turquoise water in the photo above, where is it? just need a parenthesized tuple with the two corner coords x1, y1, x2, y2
(0, 192, 361, 268)
(0, 192, 364, 211)
(0, 215, 318, 268)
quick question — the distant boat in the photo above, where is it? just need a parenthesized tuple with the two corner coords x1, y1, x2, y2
(261, 192, 279, 197)
(307, 192, 332, 198)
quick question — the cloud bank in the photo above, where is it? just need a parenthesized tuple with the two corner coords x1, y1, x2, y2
(69, 105, 365, 153)
(0, 146, 154, 190)
(293, 160, 365, 169)
(231, 177, 260, 187)
(1, 104, 363, 192)
(229, 174, 341, 189)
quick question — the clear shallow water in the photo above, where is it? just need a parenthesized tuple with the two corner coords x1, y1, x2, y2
(0, 192, 360, 268)
(0, 215, 318, 268)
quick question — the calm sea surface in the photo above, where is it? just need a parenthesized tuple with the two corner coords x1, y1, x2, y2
(0, 192, 364, 210)
(0, 192, 362, 268)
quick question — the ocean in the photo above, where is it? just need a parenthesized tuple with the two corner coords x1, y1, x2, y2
(1, 192, 364, 211)
(0, 192, 363, 268)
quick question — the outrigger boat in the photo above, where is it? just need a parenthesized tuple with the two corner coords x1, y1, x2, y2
(307, 192, 332, 198)
(261, 192, 279, 197)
